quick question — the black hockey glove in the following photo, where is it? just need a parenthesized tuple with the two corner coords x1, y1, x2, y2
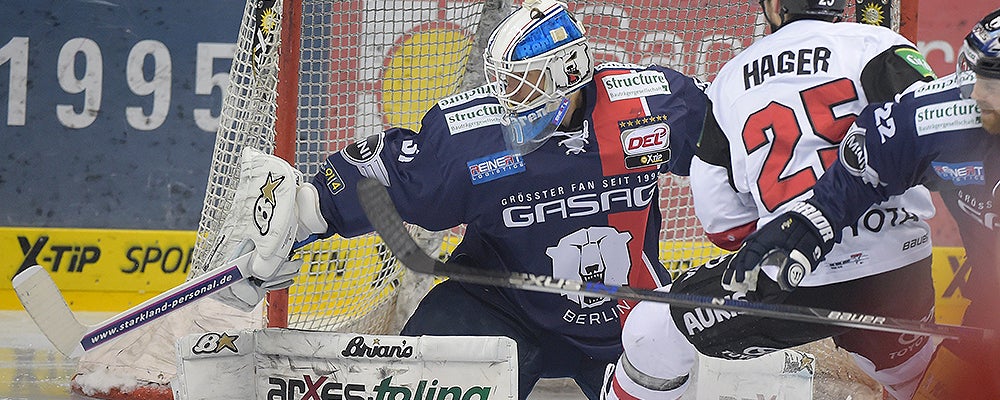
(722, 201, 836, 296)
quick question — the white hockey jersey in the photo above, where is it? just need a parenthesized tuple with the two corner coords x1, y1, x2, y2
(693, 20, 938, 286)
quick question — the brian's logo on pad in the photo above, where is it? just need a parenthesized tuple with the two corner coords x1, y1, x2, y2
(618, 115, 670, 169)
(341, 336, 414, 358)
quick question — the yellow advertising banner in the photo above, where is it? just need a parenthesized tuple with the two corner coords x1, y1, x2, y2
(0, 227, 192, 310)
(0, 226, 974, 326)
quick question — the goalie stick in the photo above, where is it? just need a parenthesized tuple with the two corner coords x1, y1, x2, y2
(11, 244, 255, 358)
(356, 177, 993, 342)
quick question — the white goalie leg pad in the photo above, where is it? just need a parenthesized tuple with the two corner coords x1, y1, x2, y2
(605, 288, 696, 400)
(173, 330, 518, 400)
(213, 147, 304, 311)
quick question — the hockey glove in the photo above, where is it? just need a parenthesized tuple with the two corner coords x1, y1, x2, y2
(721, 201, 835, 295)
(212, 148, 310, 312)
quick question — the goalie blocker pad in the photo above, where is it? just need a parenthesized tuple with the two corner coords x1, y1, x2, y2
(172, 329, 517, 400)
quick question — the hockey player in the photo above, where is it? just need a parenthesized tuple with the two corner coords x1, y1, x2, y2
(212, 0, 709, 398)
(603, 0, 939, 399)
(723, 8, 1000, 399)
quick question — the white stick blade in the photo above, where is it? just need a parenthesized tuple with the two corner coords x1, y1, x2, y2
(12, 265, 87, 356)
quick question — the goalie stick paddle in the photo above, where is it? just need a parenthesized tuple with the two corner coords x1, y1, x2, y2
(11, 249, 255, 358)
(356, 177, 993, 342)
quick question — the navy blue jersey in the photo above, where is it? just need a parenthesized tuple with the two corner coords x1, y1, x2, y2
(307, 63, 708, 357)
(815, 72, 1000, 301)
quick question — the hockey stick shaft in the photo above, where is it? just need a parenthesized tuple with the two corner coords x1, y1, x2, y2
(356, 177, 993, 342)
(12, 249, 254, 358)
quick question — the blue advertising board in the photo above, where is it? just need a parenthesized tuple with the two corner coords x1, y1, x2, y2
(0, 1, 243, 229)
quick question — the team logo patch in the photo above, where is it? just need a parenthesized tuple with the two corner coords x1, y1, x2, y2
(602, 70, 671, 102)
(839, 130, 868, 175)
(344, 132, 390, 184)
(467, 150, 525, 185)
(894, 47, 936, 79)
(931, 161, 986, 186)
(322, 159, 345, 195)
(618, 115, 671, 169)
(344, 132, 384, 164)
(546, 226, 631, 308)
(914, 100, 982, 136)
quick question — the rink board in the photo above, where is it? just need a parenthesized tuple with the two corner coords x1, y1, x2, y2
(0, 226, 972, 325)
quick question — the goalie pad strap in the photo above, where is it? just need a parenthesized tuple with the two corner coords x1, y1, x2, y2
(620, 352, 689, 391)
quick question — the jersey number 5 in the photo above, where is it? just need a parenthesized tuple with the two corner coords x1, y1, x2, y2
(742, 78, 859, 212)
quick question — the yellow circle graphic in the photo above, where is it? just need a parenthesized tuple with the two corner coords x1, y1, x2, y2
(381, 28, 472, 130)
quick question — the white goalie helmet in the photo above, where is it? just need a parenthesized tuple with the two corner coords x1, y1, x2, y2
(483, 0, 593, 154)
(484, 0, 593, 112)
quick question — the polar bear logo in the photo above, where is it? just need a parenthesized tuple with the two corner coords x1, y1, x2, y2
(546, 226, 632, 308)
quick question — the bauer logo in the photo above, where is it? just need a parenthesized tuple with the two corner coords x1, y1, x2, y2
(931, 161, 986, 186)
(602, 70, 670, 102)
(445, 104, 505, 135)
(265, 375, 492, 400)
(467, 151, 525, 185)
(341, 336, 414, 358)
(914, 100, 981, 136)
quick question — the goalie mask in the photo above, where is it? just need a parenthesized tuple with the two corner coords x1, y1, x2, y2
(484, 0, 593, 154)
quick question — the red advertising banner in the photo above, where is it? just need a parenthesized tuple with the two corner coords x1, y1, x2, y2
(915, 0, 999, 76)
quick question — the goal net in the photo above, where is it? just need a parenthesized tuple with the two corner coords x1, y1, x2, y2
(194, 0, 906, 335)
(72, 0, 907, 399)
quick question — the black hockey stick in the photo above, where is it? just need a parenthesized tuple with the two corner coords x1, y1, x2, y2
(356, 177, 993, 342)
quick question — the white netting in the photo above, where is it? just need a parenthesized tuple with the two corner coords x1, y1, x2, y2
(188, 0, 898, 334)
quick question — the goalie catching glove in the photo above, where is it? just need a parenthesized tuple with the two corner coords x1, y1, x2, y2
(722, 201, 836, 296)
(211, 148, 328, 312)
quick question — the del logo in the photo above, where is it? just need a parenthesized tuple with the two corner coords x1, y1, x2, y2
(932, 161, 986, 186)
(618, 115, 670, 169)
(341, 335, 414, 358)
(467, 151, 525, 185)
(266, 376, 492, 400)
